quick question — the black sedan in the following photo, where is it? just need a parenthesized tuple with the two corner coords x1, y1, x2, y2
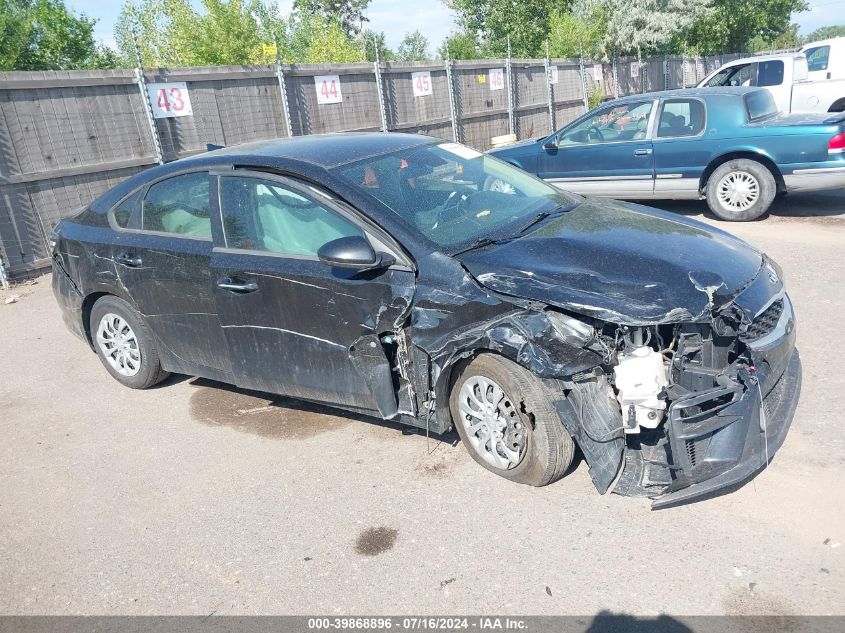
(52, 133, 801, 508)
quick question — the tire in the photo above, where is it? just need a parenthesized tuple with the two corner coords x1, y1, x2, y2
(89, 295, 169, 389)
(705, 159, 776, 221)
(449, 353, 575, 486)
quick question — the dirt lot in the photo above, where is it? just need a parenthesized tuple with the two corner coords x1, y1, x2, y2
(1, 194, 843, 616)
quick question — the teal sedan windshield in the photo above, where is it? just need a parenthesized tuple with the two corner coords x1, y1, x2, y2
(334, 142, 577, 248)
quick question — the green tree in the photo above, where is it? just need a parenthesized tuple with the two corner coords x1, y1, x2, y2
(684, 0, 808, 54)
(397, 30, 430, 60)
(748, 22, 803, 52)
(549, 0, 608, 59)
(292, 0, 370, 36)
(445, 0, 558, 57)
(604, 0, 712, 58)
(438, 31, 482, 59)
(805, 25, 845, 42)
(1, 0, 117, 70)
(363, 30, 395, 62)
(1, 0, 32, 69)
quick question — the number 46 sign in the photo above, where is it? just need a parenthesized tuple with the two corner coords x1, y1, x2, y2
(147, 82, 193, 118)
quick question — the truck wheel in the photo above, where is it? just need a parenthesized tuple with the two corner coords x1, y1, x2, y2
(90, 295, 169, 389)
(449, 353, 574, 486)
(705, 159, 776, 221)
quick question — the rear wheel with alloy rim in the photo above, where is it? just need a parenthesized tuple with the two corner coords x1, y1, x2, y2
(449, 353, 574, 486)
(705, 159, 776, 221)
(90, 295, 169, 389)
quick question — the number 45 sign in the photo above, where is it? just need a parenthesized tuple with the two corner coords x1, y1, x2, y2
(147, 82, 193, 118)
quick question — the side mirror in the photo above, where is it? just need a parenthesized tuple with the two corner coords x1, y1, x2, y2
(317, 235, 394, 271)
(543, 136, 559, 151)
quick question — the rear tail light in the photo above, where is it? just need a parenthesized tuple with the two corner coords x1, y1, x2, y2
(828, 132, 845, 153)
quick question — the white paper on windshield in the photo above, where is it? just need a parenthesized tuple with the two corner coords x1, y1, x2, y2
(438, 142, 482, 160)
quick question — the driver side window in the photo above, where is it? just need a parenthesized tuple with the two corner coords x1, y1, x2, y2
(219, 176, 364, 257)
(142, 172, 211, 238)
(558, 101, 654, 146)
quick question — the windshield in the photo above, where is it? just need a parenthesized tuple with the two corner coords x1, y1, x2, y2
(334, 142, 577, 249)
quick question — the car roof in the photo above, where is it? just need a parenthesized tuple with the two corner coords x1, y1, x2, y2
(89, 132, 439, 213)
(608, 86, 762, 104)
(184, 132, 435, 170)
(802, 37, 845, 48)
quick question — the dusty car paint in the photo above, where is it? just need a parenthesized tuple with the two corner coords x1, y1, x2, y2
(52, 133, 801, 509)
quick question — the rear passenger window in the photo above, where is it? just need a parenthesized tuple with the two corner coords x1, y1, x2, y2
(756, 60, 784, 87)
(657, 99, 705, 138)
(111, 190, 142, 229)
(142, 172, 211, 238)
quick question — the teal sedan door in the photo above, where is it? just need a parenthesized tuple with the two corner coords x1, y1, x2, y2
(652, 97, 709, 199)
(537, 99, 657, 197)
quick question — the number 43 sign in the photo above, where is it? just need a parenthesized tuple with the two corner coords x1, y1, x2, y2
(147, 82, 193, 118)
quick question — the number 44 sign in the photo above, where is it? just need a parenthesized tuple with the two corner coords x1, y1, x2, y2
(147, 82, 192, 118)
(315, 75, 343, 104)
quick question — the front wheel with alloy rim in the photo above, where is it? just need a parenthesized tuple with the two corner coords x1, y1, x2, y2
(90, 295, 169, 389)
(449, 353, 575, 486)
(705, 158, 776, 221)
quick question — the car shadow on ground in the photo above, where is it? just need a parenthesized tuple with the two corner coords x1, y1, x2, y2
(633, 188, 845, 221)
(184, 376, 459, 446)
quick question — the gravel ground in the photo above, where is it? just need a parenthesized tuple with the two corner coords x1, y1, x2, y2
(0, 197, 843, 616)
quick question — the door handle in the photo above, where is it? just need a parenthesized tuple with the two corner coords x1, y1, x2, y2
(216, 277, 258, 293)
(116, 253, 142, 267)
(633, 148, 653, 156)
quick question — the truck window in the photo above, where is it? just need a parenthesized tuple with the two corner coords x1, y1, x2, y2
(704, 63, 752, 87)
(805, 45, 830, 72)
(756, 60, 784, 87)
(745, 90, 779, 120)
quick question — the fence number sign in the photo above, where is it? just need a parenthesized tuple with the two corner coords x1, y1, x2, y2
(630, 62, 640, 78)
(593, 64, 603, 83)
(411, 71, 433, 97)
(147, 82, 192, 118)
(549, 66, 559, 85)
(315, 75, 343, 104)
(489, 68, 505, 91)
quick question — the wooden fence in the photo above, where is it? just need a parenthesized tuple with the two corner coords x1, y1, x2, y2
(0, 53, 738, 280)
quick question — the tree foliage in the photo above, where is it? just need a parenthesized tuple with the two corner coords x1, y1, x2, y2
(292, 0, 370, 36)
(805, 24, 845, 42)
(683, 0, 808, 55)
(1, 0, 116, 70)
(363, 30, 395, 62)
(397, 30, 430, 60)
(445, 0, 560, 57)
(115, 0, 365, 66)
(438, 31, 483, 59)
(604, 0, 713, 57)
(549, 0, 607, 59)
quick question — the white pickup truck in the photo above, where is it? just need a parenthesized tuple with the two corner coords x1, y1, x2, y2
(697, 40, 845, 113)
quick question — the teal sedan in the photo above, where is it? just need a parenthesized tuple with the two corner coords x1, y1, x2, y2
(488, 87, 845, 220)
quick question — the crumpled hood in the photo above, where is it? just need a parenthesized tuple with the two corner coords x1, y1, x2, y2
(458, 198, 764, 325)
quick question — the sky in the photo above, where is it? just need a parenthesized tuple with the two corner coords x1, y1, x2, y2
(66, 0, 460, 53)
(66, 0, 844, 53)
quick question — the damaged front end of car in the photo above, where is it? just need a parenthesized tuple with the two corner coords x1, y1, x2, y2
(538, 264, 800, 509)
(445, 201, 802, 508)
